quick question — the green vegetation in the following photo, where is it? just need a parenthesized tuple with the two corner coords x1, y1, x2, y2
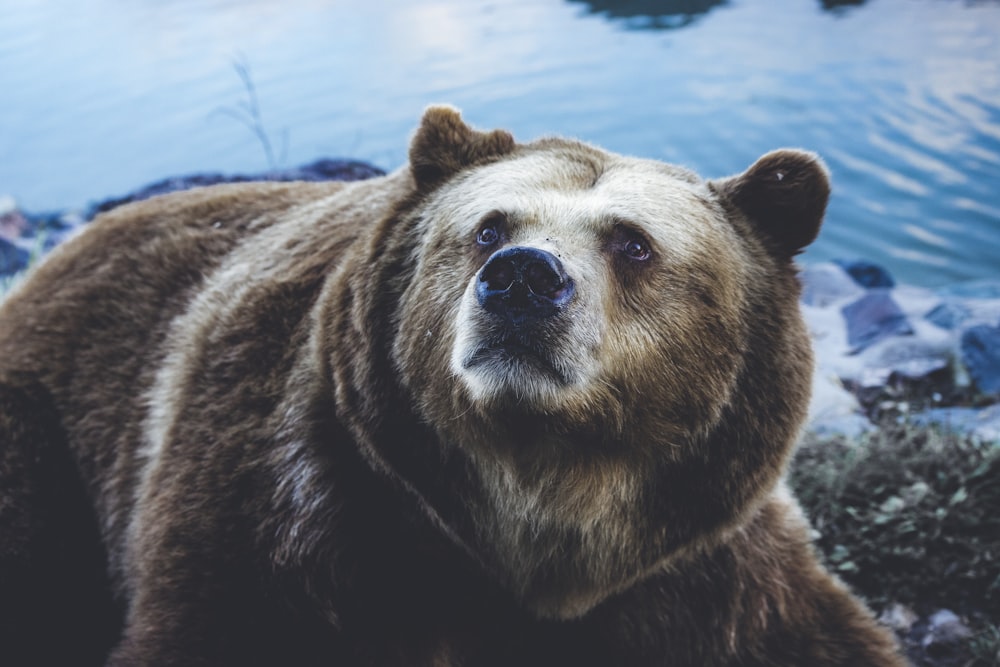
(791, 422, 1000, 666)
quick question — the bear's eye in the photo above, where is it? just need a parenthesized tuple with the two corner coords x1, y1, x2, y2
(622, 236, 652, 261)
(477, 226, 499, 246)
(476, 212, 506, 248)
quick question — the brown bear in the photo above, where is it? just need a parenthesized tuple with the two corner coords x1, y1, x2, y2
(0, 106, 906, 666)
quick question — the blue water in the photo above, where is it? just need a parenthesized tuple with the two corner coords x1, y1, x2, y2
(2, 0, 999, 286)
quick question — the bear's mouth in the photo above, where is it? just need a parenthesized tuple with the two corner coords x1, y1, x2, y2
(462, 334, 572, 387)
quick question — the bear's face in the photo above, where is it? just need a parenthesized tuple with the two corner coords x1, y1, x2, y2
(401, 147, 752, 439)
(366, 107, 829, 618)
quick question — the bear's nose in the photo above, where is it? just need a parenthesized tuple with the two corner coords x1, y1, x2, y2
(476, 246, 574, 325)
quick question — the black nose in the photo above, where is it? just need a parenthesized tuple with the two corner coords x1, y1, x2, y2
(476, 246, 575, 325)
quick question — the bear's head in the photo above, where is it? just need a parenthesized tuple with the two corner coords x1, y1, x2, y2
(333, 107, 829, 619)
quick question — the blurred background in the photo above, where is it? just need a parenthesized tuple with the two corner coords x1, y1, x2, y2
(2, 0, 998, 286)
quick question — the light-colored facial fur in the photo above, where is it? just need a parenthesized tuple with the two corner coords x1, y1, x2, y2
(404, 148, 752, 414)
(454, 153, 750, 408)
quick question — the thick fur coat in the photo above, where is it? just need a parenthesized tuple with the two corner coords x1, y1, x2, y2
(0, 107, 906, 666)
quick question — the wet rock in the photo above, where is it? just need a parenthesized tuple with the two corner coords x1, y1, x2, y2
(960, 324, 1000, 395)
(842, 290, 914, 353)
(861, 336, 951, 382)
(834, 259, 895, 288)
(799, 262, 864, 307)
(921, 609, 972, 657)
(272, 158, 385, 183)
(0, 237, 29, 276)
(847, 321, 955, 412)
(925, 300, 972, 330)
(807, 370, 873, 437)
(0, 196, 28, 239)
(878, 603, 918, 634)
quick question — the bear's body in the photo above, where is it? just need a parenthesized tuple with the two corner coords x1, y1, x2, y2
(0, 108, 905, 666)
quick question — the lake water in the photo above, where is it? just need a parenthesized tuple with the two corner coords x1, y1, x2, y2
(2, 0, 999, 286)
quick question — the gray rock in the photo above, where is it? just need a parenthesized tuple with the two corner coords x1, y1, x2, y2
(799, 262, 864, 307)
(925, 300, 971, 330)
(960, 324, 1000, 395)
(921, 609, 972, 657)
(842, 290, 914, 353)
(0, 237, 29, 276)
(0, 200, 28, 243)
(878, 603, 918, 634)
(834, 259, 896, 288)
(806, 370, 873, 437)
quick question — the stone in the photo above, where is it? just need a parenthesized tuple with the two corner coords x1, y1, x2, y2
(960, 324, 1000, 395)
(834, 259, 895, 288)
(271, 158, 385, 183)
(799, 262, 864, 307)
(0, 205, 28, 242)
(842, 290, 913, 353)
(921, 609, 972, 657)
(806, 370, 873, 437)
(0, 238, 29, 277)
(892, 284, 940, 320)
(852, 321, 954, 396)
(925, 300, 971, 330)
(965, 300, 1000, 328)
(877, 603, 918, 634)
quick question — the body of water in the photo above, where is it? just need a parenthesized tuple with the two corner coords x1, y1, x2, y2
(2, 0, 999, 286)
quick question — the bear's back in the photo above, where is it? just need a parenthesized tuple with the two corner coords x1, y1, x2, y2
(0, 177, 379, 580)
(0, 180, 349, 383)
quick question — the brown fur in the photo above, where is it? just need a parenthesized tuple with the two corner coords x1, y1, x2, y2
(0, 107, 906, 665)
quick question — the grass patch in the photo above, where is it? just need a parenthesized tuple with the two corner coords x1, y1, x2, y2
(790, 421, 1000, 665)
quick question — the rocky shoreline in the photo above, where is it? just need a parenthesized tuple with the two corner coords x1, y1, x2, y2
(801, 260, 1000, 441)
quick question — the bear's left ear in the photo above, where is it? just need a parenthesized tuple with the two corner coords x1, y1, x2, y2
(711, 149, 830, 258)
(409, 105, 517, 192)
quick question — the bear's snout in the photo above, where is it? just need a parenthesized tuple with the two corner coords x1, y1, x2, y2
(476, 246, 574, 326)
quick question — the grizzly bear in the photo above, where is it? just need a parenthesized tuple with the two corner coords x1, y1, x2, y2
(0, 107, 906, 666)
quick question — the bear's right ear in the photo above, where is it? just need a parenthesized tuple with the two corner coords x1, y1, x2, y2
(711, 149, 830, 258)
(409, 106, 516, 192)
